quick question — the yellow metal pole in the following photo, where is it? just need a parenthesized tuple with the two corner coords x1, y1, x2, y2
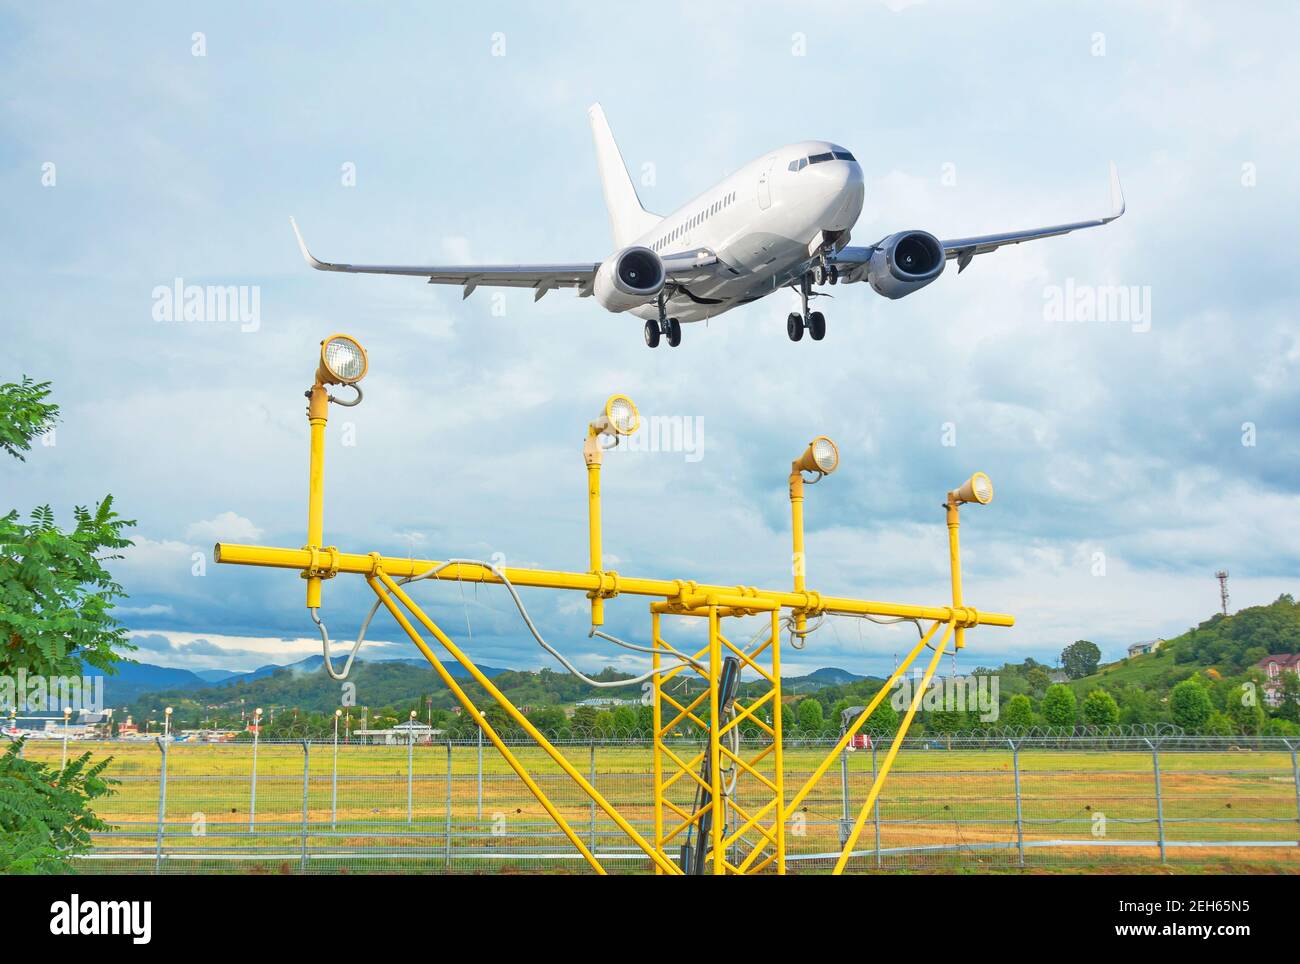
(584, 431, 605, 626)
(832, 622, 954, 875)
(947, 500, 965, 649)
(708, 605, 725, 875)
(789, 468, 807, 637)
(213, 544, 1015, 628)
(376, 569, 681, 875)
(366, 575, 606, 874)
(769, 607, 786, 875)
(651, 610, 665, 874)
(305, 384, 329, 609)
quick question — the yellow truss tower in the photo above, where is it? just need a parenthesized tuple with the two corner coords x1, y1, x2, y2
(214, 334, 1013, 875)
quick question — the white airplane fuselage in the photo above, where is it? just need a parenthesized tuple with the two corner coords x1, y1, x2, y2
(627, 141, 864, 324)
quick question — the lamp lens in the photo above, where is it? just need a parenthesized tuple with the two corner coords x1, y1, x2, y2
(812, 437, 838, 473)
(324, 337, 365, 382)
(609, 397, 637, 434)
(973, 475, 992, 502)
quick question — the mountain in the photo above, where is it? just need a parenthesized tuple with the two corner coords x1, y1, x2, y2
(798, 667, 870, 686)
(100, 663, 211, 706)
(193, 669, 238, 683)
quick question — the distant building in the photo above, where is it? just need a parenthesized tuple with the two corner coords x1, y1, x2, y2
(354, 722, 445, 745)
(1127, 638, 1165, 658)
(1047, 670, 1069, 684)
(1255, 653, 1300, 708)
(574, 697, 639, 708)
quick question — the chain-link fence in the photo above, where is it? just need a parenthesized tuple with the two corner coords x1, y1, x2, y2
(17, 733, 1300, 873)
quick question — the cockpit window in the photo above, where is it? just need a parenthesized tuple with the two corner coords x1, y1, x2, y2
(832, 150, 855, 161)
(787, 157, 807, 172)
(808, 152, 834, 164)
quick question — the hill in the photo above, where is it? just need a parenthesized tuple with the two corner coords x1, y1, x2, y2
(1077, 593, 1300, 692)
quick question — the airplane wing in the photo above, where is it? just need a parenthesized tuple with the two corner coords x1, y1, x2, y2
(290, 219, 718, 301)
(290, 217, 598, 301)
(834, 162, 1125, 277)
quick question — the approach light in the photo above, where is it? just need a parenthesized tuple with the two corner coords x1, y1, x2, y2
(590, 393, 640, 437)
(949, 472, 994, 506)
(793, 435, 840, 478)
(316, 334, 369, 386)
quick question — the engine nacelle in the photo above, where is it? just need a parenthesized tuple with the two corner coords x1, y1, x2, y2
(593, 246, 665, 312)
(866, 230, 945, 299)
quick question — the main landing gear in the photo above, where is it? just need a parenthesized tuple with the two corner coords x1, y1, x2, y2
(645, 293, 682, 348)
(787, 271, 827, 342)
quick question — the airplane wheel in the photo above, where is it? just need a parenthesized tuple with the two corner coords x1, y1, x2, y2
(814, 263, 827, 286)
(644, 320, 661, 348)
(666, 318, 682, 347)
(829, 265, 839, 285)
(787, 312, 804, 342)
(808, 311, 826, 341)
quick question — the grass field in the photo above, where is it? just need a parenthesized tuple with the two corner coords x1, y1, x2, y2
(21, 738, 1300, 874)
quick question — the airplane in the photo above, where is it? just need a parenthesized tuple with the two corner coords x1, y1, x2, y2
(290, 103, 1125, 349)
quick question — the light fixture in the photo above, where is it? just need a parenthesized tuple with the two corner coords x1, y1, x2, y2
(590, 393, 640, 437)
(316, 334, 368, 386)
(793, 435, 840, 478)
(948, 472, 994, 506)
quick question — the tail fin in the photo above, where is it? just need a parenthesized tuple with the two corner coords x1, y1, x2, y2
(588, 103, 661, 248)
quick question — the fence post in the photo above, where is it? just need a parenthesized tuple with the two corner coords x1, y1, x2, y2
(407, 726, 415, 825)
(1147, 737, 1166, 863)
(331, 720, 339, 831)
(476, 724, 484, 822)
(445, 738, 453, 870)
(1010, 739, 1025, 868)
(249, 726, 259, 832)
(1289, 740, 1300, 848)
(154, 737, 169, 874)
(300, 740, 310, 873)
(871, 739, 881, 869)
(589, 737, 598, 853)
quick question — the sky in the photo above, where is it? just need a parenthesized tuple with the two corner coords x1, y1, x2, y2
(3, 1, 1298, 681)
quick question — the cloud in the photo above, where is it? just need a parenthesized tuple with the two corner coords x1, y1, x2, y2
(4, 3, 1298, 680)
(185, 512, 262, 544)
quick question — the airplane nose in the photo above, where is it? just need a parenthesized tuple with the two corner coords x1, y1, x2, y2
(807, 161, 863, 228)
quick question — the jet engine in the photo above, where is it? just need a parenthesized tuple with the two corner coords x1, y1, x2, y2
(866, 230, 945, 299)
(593, 246, 665, 312)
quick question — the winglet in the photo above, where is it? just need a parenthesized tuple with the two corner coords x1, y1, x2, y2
(1105, 162, 1126, 222)
(289, 216, 332, 271)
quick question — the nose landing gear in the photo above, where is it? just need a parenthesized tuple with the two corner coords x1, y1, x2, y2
(787, 272, 828, 342)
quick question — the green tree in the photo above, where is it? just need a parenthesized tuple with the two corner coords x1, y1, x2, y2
(1002, 694, 1034, 730)
(1025, 665, 1051, 698)
(570, 705, 599, 735)
(780, 702, 797, 736)
(864, 696, 899, 736)
(1040, 684, 1077, 728)
(796, 699, 824, 734)
(1170, 678, 1212, 731)
(0, 378, 131, 871)
(611, 706, 637, 736)
(1081, 688, 1120, 726)
(1204, 711, 1235, 737)
(0, 742, 114, 873)
(1060, 640, 1102, 680)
